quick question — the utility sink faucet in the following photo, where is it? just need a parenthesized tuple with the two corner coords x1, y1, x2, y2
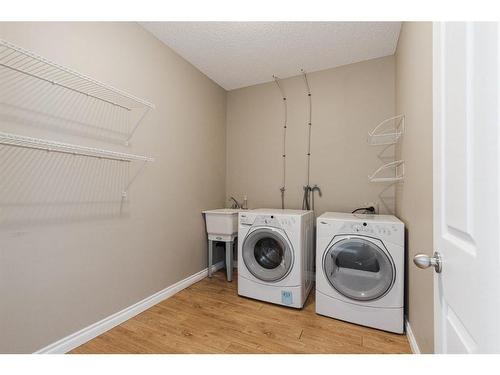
(228, 196, 242, 209)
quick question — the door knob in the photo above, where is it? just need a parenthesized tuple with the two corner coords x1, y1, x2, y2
(413, 251, 442, 273)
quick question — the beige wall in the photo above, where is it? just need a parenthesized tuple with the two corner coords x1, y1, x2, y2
(395, 22, 434, 353)
(226, 56, 396, 216)
(0, 22, 226, 353)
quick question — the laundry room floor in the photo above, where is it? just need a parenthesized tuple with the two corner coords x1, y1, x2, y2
(70, 271, 412, 354)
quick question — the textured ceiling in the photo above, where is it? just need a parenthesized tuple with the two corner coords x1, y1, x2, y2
(140, 22, 401, 90)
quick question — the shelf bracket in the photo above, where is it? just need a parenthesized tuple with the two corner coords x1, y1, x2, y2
(121, 160, 148, 199)
(125, 107, 151, 146)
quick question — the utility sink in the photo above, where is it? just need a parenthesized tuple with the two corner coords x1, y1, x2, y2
(202, 209, 241, 240)
(203, 209, 242, 282)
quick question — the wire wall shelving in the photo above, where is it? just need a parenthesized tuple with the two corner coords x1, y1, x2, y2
(0, 39, 155, 144)
(0, 131, 154, 198)
(0, 39, 155, 201)
(367, 114, 405, 146)
(367, 115, 405, 183)
(0, 131, 154, 162)
(368, 160, 405, 183)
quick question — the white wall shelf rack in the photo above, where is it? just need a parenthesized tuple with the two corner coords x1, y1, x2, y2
(0, 131, 154, 162)
(0, 39, 155, 145)
(367, 114, 405, 146)
(0, 131, 154, 198)
(367, 114, 405, 183)
(368, 160, 405, 183)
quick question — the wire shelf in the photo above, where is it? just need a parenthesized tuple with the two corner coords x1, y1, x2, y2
(367, 115, 405, 146)
(368, 160, 405, 183)
(0, 39, 155, 144)
(0, 131, 154, 162)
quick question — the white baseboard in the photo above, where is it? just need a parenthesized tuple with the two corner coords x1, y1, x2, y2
(405, 317, 421, 354)
(35, 261, 225, 354)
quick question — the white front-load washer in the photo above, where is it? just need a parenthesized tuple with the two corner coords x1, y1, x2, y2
(238, 209, 314, 308)
(316, 212, 404, 333)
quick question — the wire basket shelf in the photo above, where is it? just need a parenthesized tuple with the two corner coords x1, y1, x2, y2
(368, 160, 405, 183)
(367, 115, 405, 146)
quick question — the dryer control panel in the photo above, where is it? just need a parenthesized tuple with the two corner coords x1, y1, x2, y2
(347, 222, 399, 236)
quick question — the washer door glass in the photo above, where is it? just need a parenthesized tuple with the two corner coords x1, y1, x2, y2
(323, 237, 394, 301)
(242, 227, 293, 282)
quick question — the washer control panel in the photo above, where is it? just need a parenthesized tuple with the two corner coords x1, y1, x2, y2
(239, 213, 253, 225)
(241, 214, 296, 229)
(252, 215, 281, 227)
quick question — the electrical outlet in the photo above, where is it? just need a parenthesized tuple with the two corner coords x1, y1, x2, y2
(364, 201, 379, 214)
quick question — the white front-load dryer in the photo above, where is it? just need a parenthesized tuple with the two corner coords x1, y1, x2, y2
(238, 209, 314, 308)
(316, 212, 405, 333)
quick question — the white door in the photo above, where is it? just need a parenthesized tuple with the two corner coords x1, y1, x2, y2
(431, 22, 500, 353)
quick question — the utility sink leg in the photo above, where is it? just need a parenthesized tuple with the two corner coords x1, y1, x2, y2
(208, 240, 213, 278)
(225, 241, 233, 282)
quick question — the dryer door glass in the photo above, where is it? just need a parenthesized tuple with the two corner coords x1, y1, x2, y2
(323, 237, 394, 301)
(242, 228, 293, 282)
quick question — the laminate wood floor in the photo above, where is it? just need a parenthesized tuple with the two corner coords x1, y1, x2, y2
(70, 271, 412, 354)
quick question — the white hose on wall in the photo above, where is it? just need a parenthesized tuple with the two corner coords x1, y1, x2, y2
(301, 69, 313, 211)
(273, 75, 288, 209)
